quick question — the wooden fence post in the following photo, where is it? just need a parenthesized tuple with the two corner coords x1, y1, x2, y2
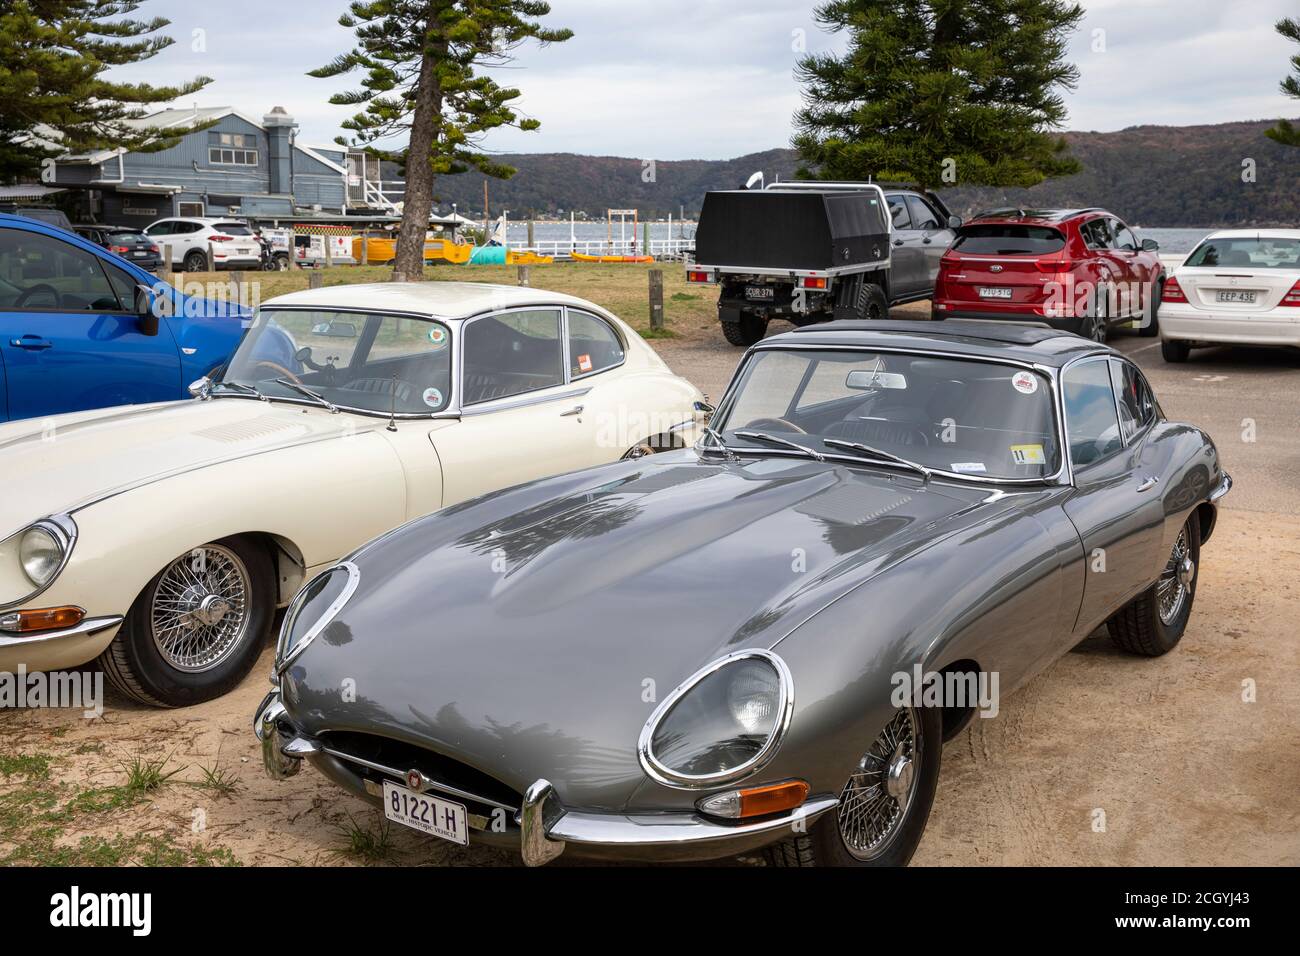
(360, 236, 369, 266)
(324, 235, 334, 269)
(159, 244, 172, 284)
(308, 271, 324, 290)
(527, 220, 535, 249)
(648, 269, 664, 331)
(204, 244, 214, 272)
(517, 265, 530, 287)
(230, 270, 245, 306)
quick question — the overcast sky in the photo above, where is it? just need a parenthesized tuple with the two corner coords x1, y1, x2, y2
(120, 0, 1299, 159)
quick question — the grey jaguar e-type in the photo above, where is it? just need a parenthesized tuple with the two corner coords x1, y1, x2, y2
(256, 320, 1230, 866)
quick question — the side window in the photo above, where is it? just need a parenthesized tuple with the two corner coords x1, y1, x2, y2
(101, 259, 143, 311)
(145, 222, 172, 237)
(1080, 220, 1106, 249)
(1062, 359, 1122, 466)
(887, 195, 912, 230)
(1111, 359, 1154, 443)
(462, 308, 564, 404)
(905, 195, 940, 230)
(0, 228, 126, 313)
(1114, 225, 1138, 252)
(567, 310, 625, 378)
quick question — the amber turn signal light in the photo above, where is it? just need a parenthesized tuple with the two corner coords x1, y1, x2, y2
(0, 606, 85, 633)
(697, 779, 810, 820)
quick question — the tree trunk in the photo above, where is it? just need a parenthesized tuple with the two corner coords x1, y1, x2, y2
(393, 40, 442, 280)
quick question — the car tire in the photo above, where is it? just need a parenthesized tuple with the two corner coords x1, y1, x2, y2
(766, 704, 942, 867)
(182, 250, 209, 273)
(720, 310, 768, 347)
(1139, 278, 1162, 337)
(857, 282, 889, 321)
(1108, 510, 1200, 657)
(1161, 339, 1190, 363)
(97, 535, 275, 707)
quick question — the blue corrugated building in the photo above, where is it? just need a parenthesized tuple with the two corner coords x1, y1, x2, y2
(50, 106, 401, 228)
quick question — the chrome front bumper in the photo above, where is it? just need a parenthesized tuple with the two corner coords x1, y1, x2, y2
(254, 690, 837, 865)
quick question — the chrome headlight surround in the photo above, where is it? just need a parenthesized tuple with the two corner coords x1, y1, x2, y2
(0, 514, 77, 610)
(637, 648, 794, 789)
(274, 561, 360, 673)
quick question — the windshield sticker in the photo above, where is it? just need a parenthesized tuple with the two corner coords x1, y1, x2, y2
(1010, 444, 1046, 465)
(1011, 371, 1039, 394)
(577, 353, 593, 373)
(422, 387, 443, 408)
(951, 462, 987, 474)
(428, 326, 448, 348)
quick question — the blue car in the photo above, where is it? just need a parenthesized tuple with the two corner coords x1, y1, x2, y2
(0, 213, 246, 423)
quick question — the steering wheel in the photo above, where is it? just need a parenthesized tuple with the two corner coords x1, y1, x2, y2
(14, 284, 60, 309)
(252, 360, 303, 386)
(744, 417, 808, 435)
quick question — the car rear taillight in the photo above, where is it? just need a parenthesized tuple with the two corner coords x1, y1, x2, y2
(149, 245, 159, 254)
(209, 234, 233, 242)
(1281, 280, 1300, 307)
(1035, 257, 1072, 275)
(1162, 277, 1188, 302)
(800, 276, 828, 289)
(110, 245, 129, 254)
(686, 269, 713, 283)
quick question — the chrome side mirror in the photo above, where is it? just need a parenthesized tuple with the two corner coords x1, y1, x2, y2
(188, 376, 211, 399)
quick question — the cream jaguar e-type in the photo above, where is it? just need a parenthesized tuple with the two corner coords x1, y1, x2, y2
(0, 282, 708, 706)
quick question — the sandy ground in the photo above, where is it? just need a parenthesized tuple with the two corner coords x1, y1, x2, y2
(2, 298, 1297, 867)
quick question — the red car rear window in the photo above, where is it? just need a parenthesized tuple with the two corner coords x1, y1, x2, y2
(953, 225, 1065, 256)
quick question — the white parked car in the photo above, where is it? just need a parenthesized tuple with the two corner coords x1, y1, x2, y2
(0, 282, 709, 706)
(1159, 229, 1300, 361)
(143, 216, 262, 272)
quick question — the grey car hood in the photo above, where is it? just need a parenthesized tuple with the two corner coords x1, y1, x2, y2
(283, 452, 1015, 809)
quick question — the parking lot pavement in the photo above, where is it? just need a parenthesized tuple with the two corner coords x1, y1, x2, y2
(2, 307, 1296, 867)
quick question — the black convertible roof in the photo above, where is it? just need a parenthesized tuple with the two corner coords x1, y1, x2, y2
(770, 319, 1108, 367)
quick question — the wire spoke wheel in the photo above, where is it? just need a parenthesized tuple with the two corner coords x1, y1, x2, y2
(837, 706, 922, 860)
(149, 544, 252, 672)
(1156, 526, 1194, 625)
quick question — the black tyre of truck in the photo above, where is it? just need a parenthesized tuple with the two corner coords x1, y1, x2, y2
(1108, 510, 1200, 657)
(1139, 277, 1162, 337)
(97, 536, 275, 707)
(1161, 339, 1191, 363)
(720, 310, 768, 346)
(766, 704, 941, 867)
(858, 282, 889, 320)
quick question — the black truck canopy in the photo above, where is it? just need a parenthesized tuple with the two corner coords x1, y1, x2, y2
(694, 187, 890, 272)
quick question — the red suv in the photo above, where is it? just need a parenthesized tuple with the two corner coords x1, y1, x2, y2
(930, 208, 1165, 341)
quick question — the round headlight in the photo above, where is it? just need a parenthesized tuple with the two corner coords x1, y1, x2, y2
(640, 650, 793, 787)
(276, 562, 359, 670)
(19, 527, 64, 586)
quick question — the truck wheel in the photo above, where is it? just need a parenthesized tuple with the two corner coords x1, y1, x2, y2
(720, 310, 768, 346)
(96, 536, 275, 707)
(857, 283, 889, 320)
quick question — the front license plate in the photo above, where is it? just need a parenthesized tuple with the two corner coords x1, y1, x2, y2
(381, 780, 469, 845)
(978, 286, 1013, 299)
(745, 285, 774, 300)
(1215, 290, 1256, 304)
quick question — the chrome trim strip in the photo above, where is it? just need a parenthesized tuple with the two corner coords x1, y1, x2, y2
(458, 385, 593, 417)
(275, 561, 360, 672)
(547, 795, 839, 847)
(638, 648, 795, 790)
(0, 514, 79, 611)
(321, 747, 518, 813)
(0, 613, 121, 648)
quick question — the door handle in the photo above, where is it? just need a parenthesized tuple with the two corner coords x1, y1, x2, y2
(10, 336, 52, 350)
(892, 238, 904, 246)
(922, 236, 932, 244)
(560, 404, 584, 417)
(1136, 476, 1159, 492)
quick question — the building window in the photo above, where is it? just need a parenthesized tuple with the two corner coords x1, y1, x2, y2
(209, 147, 258, 166)
(177, 202, 205, 217)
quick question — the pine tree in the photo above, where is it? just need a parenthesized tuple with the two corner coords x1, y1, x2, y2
(794, 0, 1084, 190)
(0, 1, 211, 182)
(1265, 17, 1300, 148)
(313, 0, 571, 278)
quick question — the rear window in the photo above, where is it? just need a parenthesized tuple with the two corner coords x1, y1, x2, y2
(109, 232, 149, 243)
(954, 224, 1065, 256)
(213, 222, 253, 236)
(1184, 237, 1300, 270)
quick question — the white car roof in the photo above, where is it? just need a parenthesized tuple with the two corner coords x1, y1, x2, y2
(1196, 229, 1300, 240)
(260, 281, 611, 321)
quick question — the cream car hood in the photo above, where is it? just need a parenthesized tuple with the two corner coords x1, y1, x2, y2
(0, 399, 382, 536)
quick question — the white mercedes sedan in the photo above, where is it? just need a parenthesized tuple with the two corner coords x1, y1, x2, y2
(0, 282, 708, 706)
(1159, 230, 1300, 361)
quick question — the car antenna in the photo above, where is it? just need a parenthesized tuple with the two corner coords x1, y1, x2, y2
(387, 373, 398, 432)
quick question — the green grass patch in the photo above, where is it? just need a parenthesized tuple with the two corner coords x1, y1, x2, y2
(0, 753, 51, 781)
(192, 763, 241, 799)
(636, 326, 680, 339)
(334, 811, 395, 863)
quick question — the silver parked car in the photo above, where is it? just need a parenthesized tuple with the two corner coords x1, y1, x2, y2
(257, 320, 1230, 866)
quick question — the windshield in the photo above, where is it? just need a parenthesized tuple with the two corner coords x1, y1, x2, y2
(219, 308, 452, 415)
(711, 349, 1060, 481)
(1184, 236, 1300, 269)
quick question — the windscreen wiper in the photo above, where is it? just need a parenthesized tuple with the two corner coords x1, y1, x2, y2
(698, 426, 739, 462)
(211, 381, 265, 400)
(824, 438, 931, 483)
(275, 378, 339, 414)
(734, 430, 825, 462)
